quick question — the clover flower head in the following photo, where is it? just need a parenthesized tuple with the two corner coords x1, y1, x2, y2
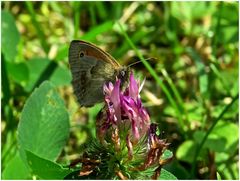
(102, 72, 150, 142)
(92, 72, 171, 179)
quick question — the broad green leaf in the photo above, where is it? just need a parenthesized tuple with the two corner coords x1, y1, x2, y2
(211, 120, 238, 155)
(163, 160, 189, 179)
(159, 168, 177, 180)
(1, 11, 20, 62)
(25, 150, 72, 179)
(176, 140, 196, 163)
(193, 131, 226, 152)
(176, 140, 206, 163)
(215, 152, 229, 163)
(25, 58, 70, 92)
(18, 81, 70, 161)
(25, 57, 49, 92)
(55, 44, 68, 62)
(184, 101, 205, 123)
(6, 61, 29, 86)
(2, 152, 31, 179)
(178, 121, 238, 165)
(50, 64, 72, 86)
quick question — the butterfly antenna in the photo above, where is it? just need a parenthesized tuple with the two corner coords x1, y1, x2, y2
(128, 57, 157, 67)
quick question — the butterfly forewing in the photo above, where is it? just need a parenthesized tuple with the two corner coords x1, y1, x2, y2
(69, 40, 121, 107)
(70, 40, 120, 67)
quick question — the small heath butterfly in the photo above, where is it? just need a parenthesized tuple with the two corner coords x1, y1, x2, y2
(69, 40, 130, 107)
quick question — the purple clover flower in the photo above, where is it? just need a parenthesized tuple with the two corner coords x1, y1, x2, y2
(95, 72, 170, 179)
(102, 72, 150, 142)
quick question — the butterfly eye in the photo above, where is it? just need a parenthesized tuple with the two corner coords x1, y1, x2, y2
(120, 70, 125, 77)
(79, 51, 85, 58)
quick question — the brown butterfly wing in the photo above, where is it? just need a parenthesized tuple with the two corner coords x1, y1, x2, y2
(69, 40, 121, 107)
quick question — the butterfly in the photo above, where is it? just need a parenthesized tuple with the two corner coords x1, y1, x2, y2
(69, 40, 130, 107)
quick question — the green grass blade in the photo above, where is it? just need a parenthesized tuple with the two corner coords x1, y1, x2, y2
(81, 21, 114, 42)
(25, 2, 49, 54)
(73, 2, 80, 39)
(161, 68, 189, 124)
(210, 63, 231, 95)
(186, 47, 209, 97)
(95, 2, 107, 20)
(212, 2, 223, 55)
(90, 4, 97, 26)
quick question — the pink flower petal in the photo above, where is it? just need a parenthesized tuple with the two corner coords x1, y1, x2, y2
(103, 82, 114, 95)
(102, 72, 151, 145)
(132, 117, 140, 141)
(129, 72, 139, 100)
(111, 80, 121, 122)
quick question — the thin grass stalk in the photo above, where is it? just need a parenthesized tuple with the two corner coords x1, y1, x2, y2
(161, 68, 189, 126)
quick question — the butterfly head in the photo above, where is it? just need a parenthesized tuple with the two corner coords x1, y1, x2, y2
(117, 67, 130, 89)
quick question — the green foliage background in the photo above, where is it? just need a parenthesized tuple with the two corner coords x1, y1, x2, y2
(1, 1, 239, 180)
